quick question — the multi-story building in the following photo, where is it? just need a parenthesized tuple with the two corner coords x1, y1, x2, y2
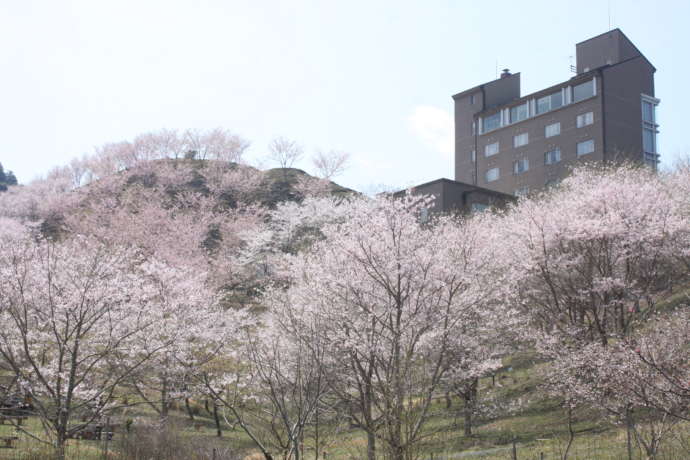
(453, 29, 659, 197)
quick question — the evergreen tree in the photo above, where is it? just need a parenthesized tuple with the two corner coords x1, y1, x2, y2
(0, 162, 18, 191)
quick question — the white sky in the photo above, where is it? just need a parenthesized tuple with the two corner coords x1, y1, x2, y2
(1, 0, 688, 192)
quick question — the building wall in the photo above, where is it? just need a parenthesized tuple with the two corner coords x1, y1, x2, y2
(454, 90, 483, 184)
(458, 78, 604, 196)
(576, 29, 641, 74)
(410, 180, 446, 214)
(483, 73, 521, 110)
(407, 179, 514, 215)
(601, 56, 656, 163)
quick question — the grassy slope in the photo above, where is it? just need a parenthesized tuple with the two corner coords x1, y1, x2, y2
(6, 359, 687, 460)
(1, 357, 688, 459)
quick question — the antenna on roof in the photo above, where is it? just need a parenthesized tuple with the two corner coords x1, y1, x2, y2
(495, 59, 498, 79)
(569, 55, 576, 74)
(608, 0, 612, 30)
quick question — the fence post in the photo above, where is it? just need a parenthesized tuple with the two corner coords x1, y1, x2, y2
(212, 447, 217, 460)
(511, 437, 517, 460)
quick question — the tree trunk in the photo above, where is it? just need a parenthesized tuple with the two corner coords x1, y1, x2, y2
(366, 429, 376, 460)
(54, 408, 69, 460)
(392, 445, 405, 460)
(626, 407, 633, 460)
(463, 399, 473, 437)
(563, 406, 574, 460)
(293, 435, 301, 460)
(161, 378, 169, 423)
(213, 402, 222, 437)
(314, 405, 320, 460)
(391, 302, 404, 460)
(54, 431, 67, 460)
(445, 391, 452, 409)
(463, 379, 478, 437)
(161, 399, 169, 421)
(185, 397, 195, 421)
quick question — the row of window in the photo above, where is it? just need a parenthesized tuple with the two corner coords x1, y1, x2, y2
(641, 94, 660, 169)
(483, 139, 595, 183)
(478, 111, 594, 159)
(478, 79, 596, 134)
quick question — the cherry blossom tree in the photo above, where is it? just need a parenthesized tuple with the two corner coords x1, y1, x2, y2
(182, 128, 249, 162)
(441, 317, 511, 436)
(311, 149, 350, 180)
(124, 261, 234, 424)
(57, 167, 262, 426)
(500, 165, 689, 349)
(627, 310, 690, 420)
(0, 230, 163, 460)
(279, 196, 507, 460)
(237, 195, 352, 286)
(550, 311, 690, 460)
(498, 165, 690, 458)
(268, 137, 303, 170)
(0, 173, 76, 226)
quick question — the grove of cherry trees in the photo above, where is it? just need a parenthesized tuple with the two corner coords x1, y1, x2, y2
(0, 129, 689, 460)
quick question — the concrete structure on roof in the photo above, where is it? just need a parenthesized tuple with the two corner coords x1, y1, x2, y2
(453, 29, 659, 197)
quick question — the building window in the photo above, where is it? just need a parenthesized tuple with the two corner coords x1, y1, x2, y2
(484, 142, 499, 157)
(536, 91, 564, 114)
(641, 94, 660, 169)
(545, 122, 560, 138)
(643, 128, 656, 154)
(420, 207, 429, 223)
(573, 79, 595, 102)
(471, 203, 489, 213)
(545, 179, 560, 188)
(544, 148, 561, 165)
(576, 111, 594, 128)
(513, 133, 529, 148)
(513, 158, 529, 174)
(470, 94, 475, 105)
(510, 103, 529, 123)
(642, 99, 655, 123)
(514, 186, 529, 197)
(485, 167, 499, 182)
(470, 150, 476, 162)
(577, 139, 595, 156)
(483, 112, 501, 133)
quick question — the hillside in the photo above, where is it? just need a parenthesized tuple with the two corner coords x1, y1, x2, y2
(1, 163, 688, 460)
(101, 160, 356, 209)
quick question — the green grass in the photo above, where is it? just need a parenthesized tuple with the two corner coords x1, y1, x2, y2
(2, 378, 689, 460)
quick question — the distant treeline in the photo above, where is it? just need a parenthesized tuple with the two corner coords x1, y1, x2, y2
(0, 162, 18, 191)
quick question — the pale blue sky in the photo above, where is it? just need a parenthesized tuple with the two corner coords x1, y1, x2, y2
(1, 0, 688, 192)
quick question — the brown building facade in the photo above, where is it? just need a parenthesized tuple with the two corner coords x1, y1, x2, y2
(453, 29, 659, 197)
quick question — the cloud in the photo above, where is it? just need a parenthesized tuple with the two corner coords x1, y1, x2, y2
(407, 106, 453, 158)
